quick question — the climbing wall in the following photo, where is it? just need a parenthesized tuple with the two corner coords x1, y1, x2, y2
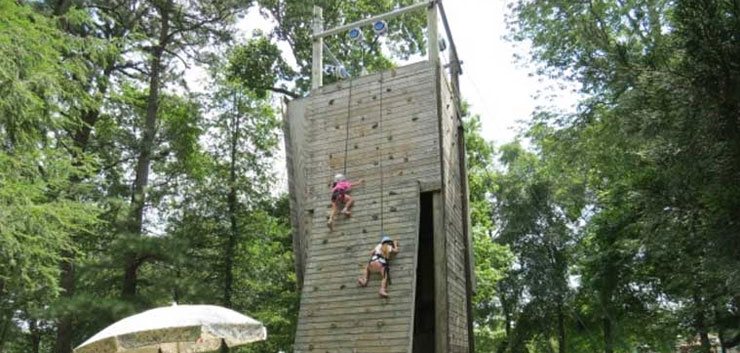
(284, 61, 472, 353)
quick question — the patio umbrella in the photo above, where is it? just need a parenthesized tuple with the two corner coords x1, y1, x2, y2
(74, 304, 267, 353)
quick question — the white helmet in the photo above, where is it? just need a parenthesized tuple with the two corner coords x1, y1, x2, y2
(334, 173, 345, 182)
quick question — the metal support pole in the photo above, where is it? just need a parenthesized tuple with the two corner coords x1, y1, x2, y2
(427, 1, 439, 65)
(311, 6, 324, 90)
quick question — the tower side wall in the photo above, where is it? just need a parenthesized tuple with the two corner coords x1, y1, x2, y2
(439, 70, 471, 353)
(284, 98, 309, 289)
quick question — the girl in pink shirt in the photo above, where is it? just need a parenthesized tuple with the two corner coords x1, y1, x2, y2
(328, 173, 364, 231)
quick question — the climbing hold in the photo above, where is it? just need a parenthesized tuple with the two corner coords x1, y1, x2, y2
(407, 97, 413, 103)
(372, 215, 379, 221)
(389, 191, 398, 196)
(387, 135, 393, 141)
(362, 228, 368, 233)
(335, 125, 340, 130)
(328, 99, 334, 105)
(389, 155, 394, 160)
(361, 116, 366, 121)
(377, 320, 385, 327)
(371, 123, 378, 129)
(330, 323, 337, 329)
(404, 157, 409, 162)
(329, 153, 333, 158)
(412, 116, 419, 122)
(390, 207, 397, 212)
(374, 161, 379, 166)
(313, 287, 318, 292)
(322, 239, 328, 244)
(372, 95, 377, 100)
(386, 88, 392, 92)
(309, 344, 314, 351)
(354, 144, 358, 149)
(339, 284, 346, 290)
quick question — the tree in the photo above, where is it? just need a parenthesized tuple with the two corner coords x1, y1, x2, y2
(0, 2, 100, 351)
(507, 0, 740, 352)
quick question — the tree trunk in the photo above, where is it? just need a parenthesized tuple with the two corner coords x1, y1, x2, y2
(0, 311, 11, 353)
(694, 293, 712, 353)
(557, 303, 567, 353)
(29, 319, 40, 353)
(602, 315, 613, 353)
(223, 92, 241, 308)
(719, 331, 728, 353)
(123, 0, 171, 299)
(503, 296, 512, 353)
(53, 255, 74, 353)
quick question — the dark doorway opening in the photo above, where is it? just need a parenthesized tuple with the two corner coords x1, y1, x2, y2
(413, 192, 436, 353)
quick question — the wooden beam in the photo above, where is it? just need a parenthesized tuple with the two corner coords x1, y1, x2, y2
(312, 1, 433, 39)
(406, 185, 422, 353)
(432, 191, 449, 353)
(311, 6, 323, 90)
(427, 1, 439, 65)
(437, 0, 463, 75)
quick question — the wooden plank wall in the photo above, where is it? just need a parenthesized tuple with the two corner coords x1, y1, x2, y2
(289, 61, 440, 353)
(284, 98, 309, 289)
(440, 69, 470, 353)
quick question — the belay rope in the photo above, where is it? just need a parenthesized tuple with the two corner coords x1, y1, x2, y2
(378, 73, 391, 285)
(378, 73, 385, 235)
(342, 78, 353, 175)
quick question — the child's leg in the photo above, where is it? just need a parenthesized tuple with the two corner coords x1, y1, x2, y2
(378, 267, 389, 298)
(342, 194, 354, 215)
(327, 202, 338, 230)
(358, 264, 370, 287)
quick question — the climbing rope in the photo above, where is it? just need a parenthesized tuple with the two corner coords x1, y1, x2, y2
(378, 73, 385, 234)
(342, 78, 353, 175)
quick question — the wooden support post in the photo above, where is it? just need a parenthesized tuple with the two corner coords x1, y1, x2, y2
(311, 6, 323, 90)
(432, 191, 449, 353)
(427, 2, 439, 65)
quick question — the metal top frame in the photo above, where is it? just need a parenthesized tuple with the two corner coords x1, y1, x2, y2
(310, 0, 462, 91)
(312, 1, 433, 39)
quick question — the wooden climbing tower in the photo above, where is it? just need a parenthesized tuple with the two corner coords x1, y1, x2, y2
(283, 2, 474, 352)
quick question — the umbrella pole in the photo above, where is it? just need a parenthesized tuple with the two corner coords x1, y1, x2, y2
(220, 339, 229, 353)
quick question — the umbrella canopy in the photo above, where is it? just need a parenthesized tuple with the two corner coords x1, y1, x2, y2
(74, 304, 266, 353)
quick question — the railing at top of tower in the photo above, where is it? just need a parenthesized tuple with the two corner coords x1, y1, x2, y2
(309, 0, 462, 96)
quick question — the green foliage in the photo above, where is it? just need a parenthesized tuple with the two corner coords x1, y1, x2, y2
(478, 1, 740, 353)
(227, 35, 296, 99)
